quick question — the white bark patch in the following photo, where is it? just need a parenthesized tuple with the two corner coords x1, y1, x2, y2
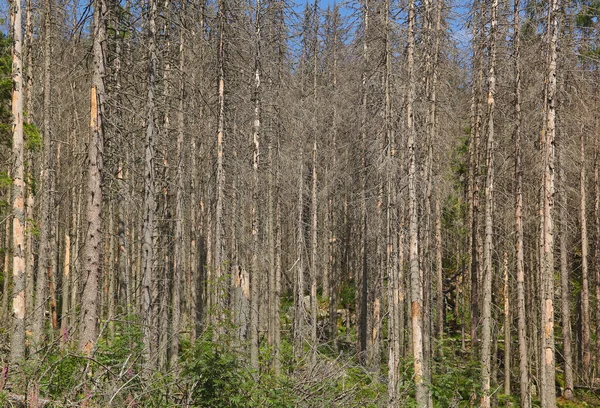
(13, 291, 25, 319)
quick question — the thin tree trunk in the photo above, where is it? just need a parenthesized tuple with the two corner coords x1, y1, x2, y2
(310, 138, 318, 367)
(23, 0, 35, 335)
(250, 0, 261, 370)
(358, 0, 369, 364)
(9, 0, 25, 364)
(60, 234, 70, 345)
(214, 0, 226, 327)
(503, 250, 511, 396)
(293, 154, 305, 360)
(513, 0, 531, 404)
(141, 0, 157, 366)
(408, 1, 426, 405)
(79, 0, 106, 355)
(559, 145, 574, 399)
(468, 0, 483, 352)
(327, 6, 338, 341)
(540, 0, 558, 405)
(580, 128, 591, 381)
(170, 19, 185, 371)
(481, 1, 497, 406)
(384, 0, 398, 401)
(32, 0, 55, 346)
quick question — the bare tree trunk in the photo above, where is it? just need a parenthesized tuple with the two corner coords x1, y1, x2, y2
(407, 1, 426, 405)
(358, 0, 369, 364)
(293, 154, 305, 360)
(60, 234, 70, 345)
(141, 0, 157, 366)
(170, 22, 185, 370)
(430, 0, 443, 350)
(503, 250, 511, 396)
(23, 0, 35, 335)
(384, 0, 398, 402)
(513, 0, 531, 404)
(327, 7, 338, 341)
(9, 0, 25, 364)
(250, 0, 261, 370)
(32, 0, 55, 347)
(214, 0, 226, 327)
(310, 138, 318, 367)
(2, 197, 10, 324)
(79, 0, 106, 355)
(540, 0, 558, 405)
(580, 128, 591, 381)
(481, 1, 497, 406)
(468, 0, 483, 352)
(559, 145, 574, 399)
(274, 143, 282, 372)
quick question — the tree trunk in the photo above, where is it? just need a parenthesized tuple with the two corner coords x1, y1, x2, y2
(540, 0, 558, 405)
(214, 0, 226, 327)
(513, 0, 531, 404)
(9, 0, 25, 364)
(23, 0, 34, 335)
(250, 0, 261, 370)
(559, 144, 574, 399)
(141, 0, 157, 366)
(32, 0, 55, 347)
(503, 250, 511, 396)
(170, 21, 185, 370)
(293, 154, 305, 360)
(79, 0, 106, 355)
(408, 1, 427, 405)
(580, 128, 591, 381)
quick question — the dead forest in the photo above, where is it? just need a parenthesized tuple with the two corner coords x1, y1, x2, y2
(1, 0, 600, 406)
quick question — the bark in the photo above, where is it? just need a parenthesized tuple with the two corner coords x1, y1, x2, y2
(293, 154, 305, 360)
(358, 0, 369, 364)
(481, 1, 497, 406)
(60, 234, 70, 344)
(310, 138, 318, 367)
(468, 0, 483, 352)
(170, 19, 185, 371)
(141, 0, 157, 366)
(408, 1, 427, 405)
(513, 0, 531, 404)
(9, 0, 25, 364)
(430, 0, 443, 349)
(79, 0, 106, 355)
(559, 145, 574, 399)
(250, 0, 261, 370)
(32, 0, 55, 347)
(540, 0, 559, 405)
(310, 2, 319, 367)
(580, 128, 591, 381)
(503, 250, 511, 396)
(326, 6, 339, 340)
(23, 0, 34, 334)
(214, 0, 226, 325)
(384, 0, 398, 402)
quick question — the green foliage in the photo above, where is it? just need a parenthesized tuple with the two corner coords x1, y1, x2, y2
(428, 337, 482, 407)
(339, 281, 355, 309)
(24, 122, 42, 151)
(181, 330, 297, 408)
(0, 32, 11, 147)
(40, 353, 87, 398)
(0, 171, 11, 188)
(181, 331, 247, 408)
